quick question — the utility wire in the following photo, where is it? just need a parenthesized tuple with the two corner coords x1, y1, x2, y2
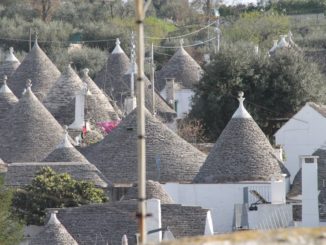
(144, 21, 216, 40)
(0, 37, 118, 43)
(0, 22, 219, 44)
(153, 37, 216, 49)
(0, 21, 217, 44)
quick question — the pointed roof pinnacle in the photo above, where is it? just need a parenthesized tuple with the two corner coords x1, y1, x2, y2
(48, 210, 60, 225)
(122, 234, 128, 245)
(82, 68, 89, 77)
(180, 38, 184, 48)
(0, 75, 12, 93)
(112, 38, 124, 54)
(34, 31, 39, 48)
(57, 125, 73, 149)
(26, 79, 32, 92)
(232, 91, 252, 119)
(277, 35, 289, 48)
(5, 47, 20, 62)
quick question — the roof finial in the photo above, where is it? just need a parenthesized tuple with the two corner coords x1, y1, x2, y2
(112, 38, 124, 54)
(82, 68, 89, 76)
(48, 210, 60, 225)
(3, 75, 7, 85)
(0, 75, 11, 94)
(26, 79, 32, 91)
(6, 47, 20, 62)
(34, 30, 39, 46)
(238, 91, 244, 103)
(57, 125, 73, 148)
(180, 38, 184, 48)
(121, 234, 128, 245)
(232, 91, 252, 119)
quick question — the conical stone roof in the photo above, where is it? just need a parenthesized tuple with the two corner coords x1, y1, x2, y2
(0, 76, 18, 120)
(81, 68, 119, 123)
(0, 80, 67, 163)
(193, 92, 289, 183)
(83, 109, 206, 184)
(43, 64, 84, 125)
(123, 180, 174, 204)
(30, 211, 78, 245)
(8, 39, 61, 100)
(94, 38, 131, 106)
(43, 126, 89, 163)
(0, 47, 20, 79)
(156, 42, 203, 91)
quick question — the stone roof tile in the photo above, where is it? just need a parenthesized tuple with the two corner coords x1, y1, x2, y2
(0, 47, 20, 79)
(83, 109, 206, 185)
(7, 39, 61, 100)
(30, 211, 78, 245)
(0, 76, 18, 120)
(0, 81, 67, 162)
(156, 46, 203, 91)
(193, 93, 289, 183)
(56, 200, 208, 245)
(5, 162, 108, 188)
(123, 180, 174, 204)
(43, 64, 84, 125)
(80, 68, 119, 123)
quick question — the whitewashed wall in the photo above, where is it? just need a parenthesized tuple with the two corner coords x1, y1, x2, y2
(275, 105, 326, 182)
(161, 87, 194, 119)
(163, 182, 271, 233)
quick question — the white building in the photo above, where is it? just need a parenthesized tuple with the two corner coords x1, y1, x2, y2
(163, 92, 291, 233)
(157, 40, 203, 119)
(274, 102, 326, 182)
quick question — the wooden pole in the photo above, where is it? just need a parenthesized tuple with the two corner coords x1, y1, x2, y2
(135, 0, 147, 243)
(150, 43, 155, 115)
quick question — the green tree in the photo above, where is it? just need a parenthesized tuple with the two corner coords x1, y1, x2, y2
(0, 176, 23, 245)
(222, 11, 289, 49)
(190, 45, 326, 141)
(12, 167, 107, 225)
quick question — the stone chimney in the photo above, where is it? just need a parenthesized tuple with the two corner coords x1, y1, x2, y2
(124, 96, 137, 115)
(271, 174, 287, 204)
(301, 155, 319, 227)
(69, 83, 89, 130)
(274, 145, 283, 161)
(146, 198, 162, 243)
(165, 78, 175, 109)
